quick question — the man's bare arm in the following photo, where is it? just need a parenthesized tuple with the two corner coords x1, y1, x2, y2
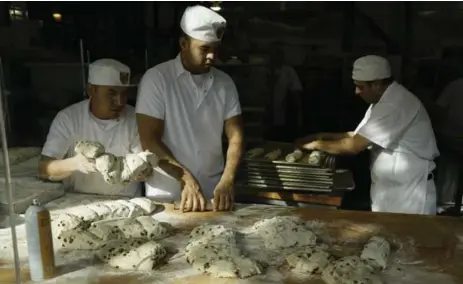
(136, 113, 188, 178)
(38, 155, 77, 181)
(221, 115, 244, 183)
(310, 134, 371, 155)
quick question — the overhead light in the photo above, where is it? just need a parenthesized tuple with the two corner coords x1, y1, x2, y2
(210, 1, 221, 12)
(52, 13, 62, 22)
(417, 10, 436, 16)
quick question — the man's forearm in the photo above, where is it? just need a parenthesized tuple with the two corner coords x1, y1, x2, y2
(38, 157, 76, 181)
(320, 132, 353, 141)
(221, 138, 244, 183)
(142, 136, 188, 171)
(314, 138, 358, 155)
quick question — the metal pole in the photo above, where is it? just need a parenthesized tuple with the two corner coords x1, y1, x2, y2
(86, 50, 91, 66)
(79, 39, 86, 98)
(0, 67, 21, 284)
(144, 48, 149, 70)
(0, 58, 10, 135)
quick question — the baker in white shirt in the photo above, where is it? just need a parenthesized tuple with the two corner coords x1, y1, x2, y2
(296, 55, 439, 215)
(136, 5, 244, 212)
(39, 59, 150, 197)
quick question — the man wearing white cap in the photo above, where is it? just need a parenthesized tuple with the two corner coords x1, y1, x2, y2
(136, 5, 244, 212)
(296, 55, 439, 215)
(38, 59, 150, 196)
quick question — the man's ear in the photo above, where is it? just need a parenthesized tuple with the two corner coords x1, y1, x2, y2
(179, 37, 188, 51)
(87, 84, 94, 98)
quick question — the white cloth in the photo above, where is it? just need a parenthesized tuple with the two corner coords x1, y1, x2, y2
(136, 55, 242, 201)
(435, 78, 463, 204)
(42, 100, 142, 196)
(354, 82, 439, 215)
(180, 5, 226, 43)
(272, 65, 303, 126)
(352, 55, 391, 81)
(88, 58, 133, 87)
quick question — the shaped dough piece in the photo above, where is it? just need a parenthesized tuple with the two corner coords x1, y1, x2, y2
(136, 216, 170, 240)
(286, 246, 333, 274)
(322, 256, 382, 284)
(115, 200, 145, 218)
(189, 224, 234, 240)
(95, 153, 116, 173)
(101, 156, 123, 185)
(308, 150, 321, 165)
(97, 239, 166, 271)
(252, 216, 317, 249)
(129, 197, 156, 214)
(264, 149, 282, 161)
(360, 236, 390, 270)
(74, 140, 105, 159)
(120, 153, 150, 183)
(245, 148, 265, 159)
(85, 202, 113, 219)
(285, 149, 304, 163)
(65, 205, 100, 222)
(57, 229, 104, 250)
(88, 221, 123, 241)
(52, 213, 88, 236)
(137, 151, 159, 168)
(193, 255, 263, 279)
(118, 219, 147, 239)
(100, 200, 130, 218)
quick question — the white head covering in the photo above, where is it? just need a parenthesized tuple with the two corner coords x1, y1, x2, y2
(88, 59, 133, 87)
(180, 5, 227, 43)
(352, 55, 391, 81)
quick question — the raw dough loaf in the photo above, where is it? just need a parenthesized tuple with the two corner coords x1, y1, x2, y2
(97, 239, 166, 271)
(135, 216, 170, 240)
(52, 213, 88, 236)
(115, 200, 145, 218)
(0, 147, 41, 167)
(286, 246, 333, 274)
(186, 225, 263, 279)
(74, 140, 105, 159)
(264, 149, 282, 161)
(322, 256, 382, 284)
(57, 229, 104, 250)
(252, 216, 317, 249)
(360, 236, 390, 270)
(307, 150, 321, 165)
(84, 202, 113, 219)
(129, 197, 156, 214)
(88, 220, 124, 241)
(245, 148, 265, 159)
(137, 151, 160, 168)
(65, 205, 100, 222)
(285, 149, 304, 163)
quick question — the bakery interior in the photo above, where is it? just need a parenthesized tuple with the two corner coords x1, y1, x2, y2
(0, 1, 463, 284)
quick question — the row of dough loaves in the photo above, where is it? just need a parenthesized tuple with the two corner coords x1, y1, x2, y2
(74, 140, 159, 185)
(245, 147, 322, 165)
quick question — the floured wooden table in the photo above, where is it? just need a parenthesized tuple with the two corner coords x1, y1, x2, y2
(0, 193, 463, 284)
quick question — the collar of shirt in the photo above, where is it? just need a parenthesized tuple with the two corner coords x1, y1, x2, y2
(85, 99, 126, 130)
(174, 54, 215, 82)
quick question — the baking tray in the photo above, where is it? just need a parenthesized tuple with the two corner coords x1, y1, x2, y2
(243, 141, 336, 170)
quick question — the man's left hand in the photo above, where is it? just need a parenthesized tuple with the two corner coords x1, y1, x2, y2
(300, 140, 320, 151)
(213, 180, 234, 212)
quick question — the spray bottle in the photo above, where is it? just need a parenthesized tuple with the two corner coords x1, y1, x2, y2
(25, 199, 56, 281)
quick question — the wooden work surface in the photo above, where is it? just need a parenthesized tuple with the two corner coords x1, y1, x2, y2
(1, 194, 463, 284)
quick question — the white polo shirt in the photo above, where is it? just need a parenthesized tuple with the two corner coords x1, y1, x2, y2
(41, 100, 142, 196)
(136, 55, 242, 201)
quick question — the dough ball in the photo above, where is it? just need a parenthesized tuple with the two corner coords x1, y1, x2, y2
(286, 246, 333, 274)
(97, 239, 166, 271)
(308, 150, 321, 165)
(322, 256, 382, 284)
(252, 216, 317, 249)
(264, 149, 282, 161)
(136, 216, 170, 240)
(360, 236, 390, 270)
(137, 151, 159, 168)
(129, 197, 156, 214)
(245, 148, 265, 159)
(102, 156, 123, 185)
(285, 149, 304, 163)
(193, 255, 263, 279)
(95, 153, 116, 174)
(189, 224, 235, 241)
(74, 140, 105, 159)
(57, 229, 103, 250)
(121, 153, 150, 183)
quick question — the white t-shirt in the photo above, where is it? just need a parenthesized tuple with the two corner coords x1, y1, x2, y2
(136, 55, 242, 201)
(354, 82, 439, 214)
(41, 99, 142, 196)
(272, 65, 303, 126)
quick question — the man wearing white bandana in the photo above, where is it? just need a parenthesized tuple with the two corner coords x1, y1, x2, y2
(136, 6, 244, 212)
(296, 55, 439, 215)
(39, 59, 155, 197)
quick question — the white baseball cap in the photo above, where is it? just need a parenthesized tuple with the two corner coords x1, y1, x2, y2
(352, 55, 391, 81)
(88, 58, 135, 87)
(180, 5, 227, 43)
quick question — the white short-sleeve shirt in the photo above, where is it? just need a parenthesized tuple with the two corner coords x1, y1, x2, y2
(41, 99, 142, 196)
(136, 55, 242, 201)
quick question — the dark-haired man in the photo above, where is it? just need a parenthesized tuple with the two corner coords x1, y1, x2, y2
(136, 5, 244, 212)
(296, 55, 439, 215)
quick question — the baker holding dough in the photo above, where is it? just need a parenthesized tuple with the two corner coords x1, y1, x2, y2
(39, 59, 152, 196)
(296, 55, 439, 215)
(136, 5, 244, 212)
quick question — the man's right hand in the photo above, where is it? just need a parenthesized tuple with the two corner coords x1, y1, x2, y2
(179, 171, 206, 213)
(72, 154, 97, 174)
(295, 134, 320, 149)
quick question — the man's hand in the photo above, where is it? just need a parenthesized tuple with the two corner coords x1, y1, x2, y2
(299, 140, 320, 151)
(72, 154, 97, 174)
(179, 172, 206, 212)
(213, 179, 234, 211)
(158, 159, 184, 181)
(295, 134, 318, 149)
(134, 166, 154, 182)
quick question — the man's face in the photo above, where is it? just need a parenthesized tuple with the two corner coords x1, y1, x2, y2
(354, 80, 381, 104)
(180, 37, 220, 74)
(88, 85, 128, 119)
